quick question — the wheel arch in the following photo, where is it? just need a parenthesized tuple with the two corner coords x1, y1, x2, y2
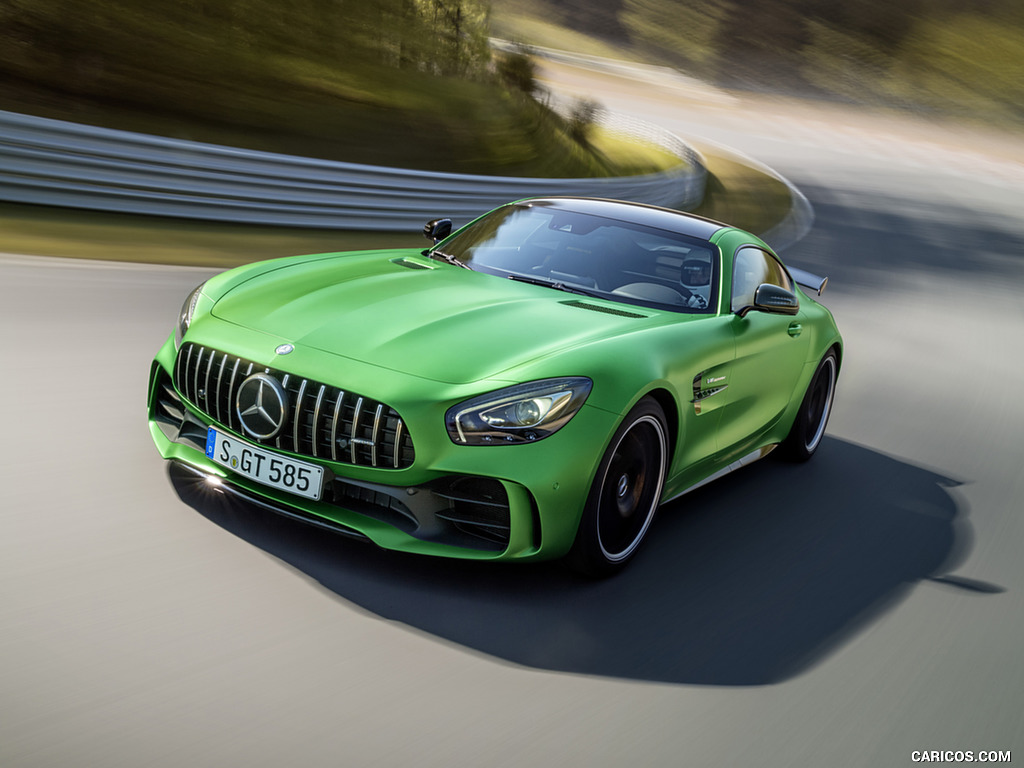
(829, 340, 843, 372)
(641, 387, 680, 465)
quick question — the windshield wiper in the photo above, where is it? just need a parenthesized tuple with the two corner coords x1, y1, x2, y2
(506, 273, 601, 297)
(427, 249, 472, 270)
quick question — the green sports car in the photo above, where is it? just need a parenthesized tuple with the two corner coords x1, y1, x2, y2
(148, 197, 842, 575)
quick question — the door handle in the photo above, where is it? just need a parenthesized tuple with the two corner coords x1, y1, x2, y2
(787, 322, 803, 337)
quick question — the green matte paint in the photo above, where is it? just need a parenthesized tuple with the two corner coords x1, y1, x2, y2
(148, 202, 842, 563)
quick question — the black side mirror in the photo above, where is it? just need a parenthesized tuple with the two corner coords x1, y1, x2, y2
(737, 283, 800, 317)
(753, 283, 799, 315)
(423, 218, 453, 243)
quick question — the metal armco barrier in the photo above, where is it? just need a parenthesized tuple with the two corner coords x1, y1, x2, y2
(0, 109, 705, 230)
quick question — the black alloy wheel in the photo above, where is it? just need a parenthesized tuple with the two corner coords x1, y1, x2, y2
(567, 397, 668, 576)
(782, 348, 838, 462)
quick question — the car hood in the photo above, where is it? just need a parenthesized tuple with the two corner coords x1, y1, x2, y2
(210, 251, 668, 384)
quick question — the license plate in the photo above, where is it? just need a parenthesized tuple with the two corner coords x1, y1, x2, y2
(206, 428, 324, 501)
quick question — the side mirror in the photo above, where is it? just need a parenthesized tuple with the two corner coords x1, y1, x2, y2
(423, 218, 453, 243)
(753, 283, 799, 315)
(737, 283, 800, 317)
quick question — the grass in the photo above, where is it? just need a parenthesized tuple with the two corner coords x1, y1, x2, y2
(0, 202, 424, 267)
(588, 128, 684, 176)
(0, 147, 792, 268)
(691, 148, 792, 235)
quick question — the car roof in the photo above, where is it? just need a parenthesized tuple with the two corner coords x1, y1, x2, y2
(514, 197, 727, 242)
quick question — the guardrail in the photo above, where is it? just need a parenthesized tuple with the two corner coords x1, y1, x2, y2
(0, 109, 705, 230)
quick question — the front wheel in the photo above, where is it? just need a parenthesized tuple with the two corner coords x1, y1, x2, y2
(567, 397, 668, 577)
(781, 348, 838, 462)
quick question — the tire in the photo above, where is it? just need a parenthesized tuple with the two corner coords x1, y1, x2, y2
(781, 348, 838, 462)
(567, 397, 668, 577)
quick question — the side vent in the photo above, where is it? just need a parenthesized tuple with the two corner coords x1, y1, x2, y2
(691, 371, 729, 415)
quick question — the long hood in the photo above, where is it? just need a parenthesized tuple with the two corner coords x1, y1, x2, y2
(210, 251, 666, 384)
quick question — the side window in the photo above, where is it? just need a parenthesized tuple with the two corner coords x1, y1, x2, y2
(731, 247, 793, 312)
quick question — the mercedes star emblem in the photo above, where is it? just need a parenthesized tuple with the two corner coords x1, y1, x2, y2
(236, 373, 289, 439)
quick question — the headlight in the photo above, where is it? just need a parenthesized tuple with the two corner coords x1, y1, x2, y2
(446, 378, 592, 445)
(174, 283, 205, 348)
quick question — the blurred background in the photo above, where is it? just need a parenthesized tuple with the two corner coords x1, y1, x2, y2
(493, 0, 1024, 123)
(3, 0, 1022, 176)
(3, 0, 1021, 262)
(2, 4, 1022, 768)
(0, 0, 646, 177)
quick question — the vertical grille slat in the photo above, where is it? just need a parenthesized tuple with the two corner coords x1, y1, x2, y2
(350, 397, 364, 465)
(276, 373, 291, 449)
(214, 354, 228, 424)
(293, 379, 308, 453)
(227, 358, 241, 430)
(370, 404, 384, 468)
(173, 343, 413, 469)
(330, 390, 346, 462)
(202, 349, 217, 414)
(192, 347, 205, 406)
(392, 419, 404, 470)
(311, 385, 326, 459)
(182, 344, 195, 402)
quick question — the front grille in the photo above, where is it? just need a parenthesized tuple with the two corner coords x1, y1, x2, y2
(174, 342, 415, 469)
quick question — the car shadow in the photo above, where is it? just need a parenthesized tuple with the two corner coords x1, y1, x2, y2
(168, 437, 987, 686)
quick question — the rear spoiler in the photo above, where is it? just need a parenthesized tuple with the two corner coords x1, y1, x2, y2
(788, 267, 828, 296)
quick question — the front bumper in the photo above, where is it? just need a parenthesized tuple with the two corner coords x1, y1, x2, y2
(147, 331, 617, 562)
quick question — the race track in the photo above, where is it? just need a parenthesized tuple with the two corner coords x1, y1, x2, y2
(2, 65, 1022, 767)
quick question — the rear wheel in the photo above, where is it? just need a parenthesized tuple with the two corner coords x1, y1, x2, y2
(567, 397, 668, 577)
(781, 348, 838, 462)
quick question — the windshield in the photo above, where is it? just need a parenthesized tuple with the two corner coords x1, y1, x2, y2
(431, 202, 719, 313)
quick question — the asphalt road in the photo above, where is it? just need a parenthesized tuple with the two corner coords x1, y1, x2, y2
(2, 64, 1023, 767)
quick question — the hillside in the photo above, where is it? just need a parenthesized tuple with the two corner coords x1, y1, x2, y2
(492, 0, 1024, 126)
(0, 0, 670, 177)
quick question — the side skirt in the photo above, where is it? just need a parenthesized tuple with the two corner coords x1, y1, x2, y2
(663, 444, 778, 503)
